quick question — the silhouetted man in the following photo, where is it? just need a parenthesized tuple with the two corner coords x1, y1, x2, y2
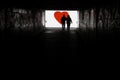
(61, 15, 66, 30)
(66, 15, 72, 31)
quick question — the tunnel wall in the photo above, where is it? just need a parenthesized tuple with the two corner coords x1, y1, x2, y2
(79, 9, 96, 30)
(1, 7, 120, 33)
(97, 7, 120, 32)
(0, 8, 45, 33)
(78, 5, 120, 32)
(0, 9, 5, 31)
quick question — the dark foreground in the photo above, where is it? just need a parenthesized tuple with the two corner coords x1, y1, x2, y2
(1, 28, 120, 64)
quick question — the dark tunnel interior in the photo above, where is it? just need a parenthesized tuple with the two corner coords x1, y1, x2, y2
(0, 0, 120, 64)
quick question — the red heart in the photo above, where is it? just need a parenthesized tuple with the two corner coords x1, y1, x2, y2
(54, 11, 69, 24)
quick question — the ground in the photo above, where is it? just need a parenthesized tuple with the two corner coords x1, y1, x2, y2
(1, 27, 120, 64)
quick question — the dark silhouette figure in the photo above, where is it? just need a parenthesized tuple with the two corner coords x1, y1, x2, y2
(61, 15, 66, 30)
(66, 15, 72, 31)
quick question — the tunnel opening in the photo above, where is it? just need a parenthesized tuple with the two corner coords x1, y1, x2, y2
(45, 10, 79, 31)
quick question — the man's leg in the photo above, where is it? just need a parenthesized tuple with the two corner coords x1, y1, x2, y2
(67, 24, 70, 31)
(62, 24, 64, 30)
(63, 24, 65, 30)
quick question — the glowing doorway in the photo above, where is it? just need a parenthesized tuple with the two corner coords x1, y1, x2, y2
(45, 10, 79, 28)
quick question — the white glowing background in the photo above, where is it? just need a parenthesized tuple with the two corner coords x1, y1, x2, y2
(45, 10, 79, 28)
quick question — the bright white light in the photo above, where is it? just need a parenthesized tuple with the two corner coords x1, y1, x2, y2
(45, 10, 79, 28)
